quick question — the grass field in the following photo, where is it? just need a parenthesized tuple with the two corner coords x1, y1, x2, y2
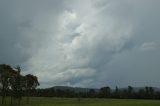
(1, 97, 160, 106)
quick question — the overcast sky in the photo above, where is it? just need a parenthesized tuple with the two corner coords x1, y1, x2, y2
(0, 0, 160, 88)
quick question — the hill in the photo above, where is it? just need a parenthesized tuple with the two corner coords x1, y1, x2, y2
(46, 86, 99, 93)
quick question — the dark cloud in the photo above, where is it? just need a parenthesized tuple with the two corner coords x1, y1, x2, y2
(0, 0, 65, 66)
(0, 1, 26, 65)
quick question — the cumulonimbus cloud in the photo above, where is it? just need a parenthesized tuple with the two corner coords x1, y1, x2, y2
(0, 0, 160, 88)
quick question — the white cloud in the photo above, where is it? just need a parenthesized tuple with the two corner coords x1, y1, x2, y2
(140, 42, 157, 51)
(23, 0, 134, 87)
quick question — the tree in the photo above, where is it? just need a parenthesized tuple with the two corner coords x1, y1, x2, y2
(0, 64, 40, 105)
(88, 89, 96, 98)
(25, 74, 39, 104)
(9, 66, 23, 105)
(145, 86, 150, 99)
(113, 86, 120, 98)
(138, 89, 146, 99)
(127, 86, 133, 98)
(149, 87, 154, 99)
(99, 87, 111, 98)
(0, 64, 13, 104)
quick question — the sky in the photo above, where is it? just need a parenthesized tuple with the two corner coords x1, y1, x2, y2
(0, 0, 160, 88)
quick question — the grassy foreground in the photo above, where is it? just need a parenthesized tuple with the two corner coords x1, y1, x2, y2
(1, 97, 160, 106)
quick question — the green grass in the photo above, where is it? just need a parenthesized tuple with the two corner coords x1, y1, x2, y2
(1, 97, 160, 106)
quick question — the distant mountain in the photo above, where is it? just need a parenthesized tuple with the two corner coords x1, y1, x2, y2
(46, 86, 99, 93)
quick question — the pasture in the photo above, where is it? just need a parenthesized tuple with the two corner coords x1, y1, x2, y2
(1, 97, 160, 106)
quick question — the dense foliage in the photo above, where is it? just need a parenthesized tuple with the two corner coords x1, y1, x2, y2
(0, 64, 39, 105)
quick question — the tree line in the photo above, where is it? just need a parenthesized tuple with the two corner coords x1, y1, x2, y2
(0, 64, 39, 105)
(34, 86, 160, 99)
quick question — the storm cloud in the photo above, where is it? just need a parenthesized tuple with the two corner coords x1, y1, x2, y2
(0, 0, 160, 88)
